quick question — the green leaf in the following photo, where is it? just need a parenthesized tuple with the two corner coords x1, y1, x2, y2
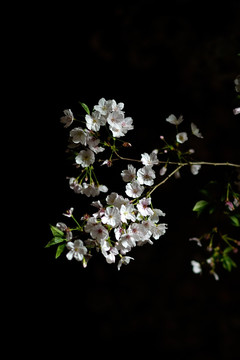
(222, 255, 237, 272)
(50, 225, 64, 237)
(229, 216, 240, 227)
(45, 237, 65, 248)
(193, 200, 208, 213)
(55, 244, 66, 259)
(79, 102, 90, 115)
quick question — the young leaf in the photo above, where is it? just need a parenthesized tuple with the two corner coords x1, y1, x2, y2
(50, 225, 64, 237)
(45, 237, 65, 248)
(79, 102, 90, 115)
(193, 200, 208, 213)
(55, 244, 66, 259)
(229, 215, 240, 227)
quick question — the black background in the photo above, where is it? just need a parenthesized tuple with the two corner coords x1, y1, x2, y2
(13, 1, 240, 359)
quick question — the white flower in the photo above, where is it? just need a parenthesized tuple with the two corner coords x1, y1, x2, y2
(75, 149, 95, 167)
(66, 240, 87, 261)
(107, 111, 124, 127)
(106, 192, 127, 208)
(125, 180, 144, 198)
(191, 260, 202, 274)
(149, 208, 166, 222)
(137, 166, 156, 186)
(191, 122, 203, 138)
(120, 117, 134, 134)
(90, 223, 109, 242)
(137, 197, 154, 217)
(93, 98, 112, 116)
(85, 111, 105, 131)
(120, 203, 136, 223)
(152, 223, 167, 239)
(70, 127, 88, 145)
(191, 164, 201, 175)
(166, 114, 184, 125)
(111, 100, 124, 112)
(141, 150, 159, 167)
(117, 256, 134, 270)
(233, 107, 240, 115)
(60, 109, 74, 128)
(105, 247, 119, 264)
(121, 164, 136, 182)
(81, 183, 108, 197)
(176, 132, 188, 144)
(101, 206, 121, 228)
(63, 207, 74, 217)
(109, 123, 125, 138)
(86, 135, 105, 154)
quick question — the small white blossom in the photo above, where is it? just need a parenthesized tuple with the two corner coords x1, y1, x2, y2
(93, 98, 112, 116)
(191, 164, 201, 175)
(176, 132, 188, 144)
(150, 208, 166, 222)
(90, 223, 109, 242)
(70, 127, 88, 145)
(60, 109, 74, 128)
(117, 256, 134, 270)
(191, 122, 203, 138)
(166, 114, 184, 125)
(125, 180, 144, 198)
(120, 203, 136, 223)
(101, 206, 121, 228)
(191, 260, 202, 274)
(137, 166, 156, 186)
(121, 164, 136, 182)
(66, 240, 87, 261)
(137, 198, 154, 217)
(75, 149, 95, 168)
(85, 111, 105, 131)
(233, 107, 240, 115)
(141, 150, 159, 167)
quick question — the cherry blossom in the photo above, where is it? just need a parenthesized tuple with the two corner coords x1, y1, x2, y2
(125, 180, 144, 198)
(75, 149, 95, 167)
(66, 240, 87, 261)
(176, 132, 188, 144)
(60, 109, 74, 128)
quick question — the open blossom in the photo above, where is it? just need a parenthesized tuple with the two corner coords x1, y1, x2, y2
(85, 111, 106, 131)
(141, 150, 159, 167)
(101, 206, 121, 228)
(66, 240, 87, 261)
(137, 166, 156, 186)
(125, 180, 144, 198)
(176, 132, 188, 144)
(121, 164, 136, 182)
(191, 122, 203, 138)
(75, 149, 95, 167)
(166, 114, 184, 125)
(117, 256, 134, 270)
(60, 109, 74, 128)
(90, 223, 109, 241)
(137, 197, 154, 217)
(120, 203, 136, 223)
(70, 127, 88, 145)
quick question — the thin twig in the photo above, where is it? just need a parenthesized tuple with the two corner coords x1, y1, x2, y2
(147, 165, 185, 197)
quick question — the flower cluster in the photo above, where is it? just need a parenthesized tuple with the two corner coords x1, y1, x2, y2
(63, 98, 134, 197)
(48, 192, 167, 270)
(48, 90, 240, 277)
